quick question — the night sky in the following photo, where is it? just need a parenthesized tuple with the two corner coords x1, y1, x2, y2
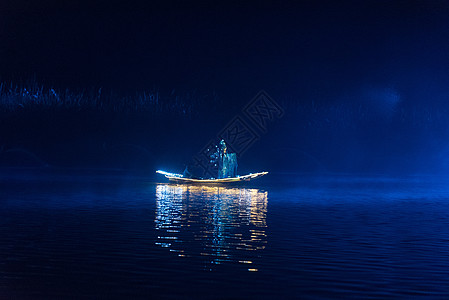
(2, 0, 449, 101)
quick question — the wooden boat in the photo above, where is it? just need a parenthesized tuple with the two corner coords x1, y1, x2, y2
(156, 170, 268, 184)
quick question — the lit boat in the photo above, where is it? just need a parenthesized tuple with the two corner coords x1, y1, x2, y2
(156, 170, 268, 184)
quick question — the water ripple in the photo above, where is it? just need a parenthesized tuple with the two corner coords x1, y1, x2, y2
(154, 184, 268, 269)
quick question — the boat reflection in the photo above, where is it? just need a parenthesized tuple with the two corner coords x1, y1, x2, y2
(155, 184, 268, 269)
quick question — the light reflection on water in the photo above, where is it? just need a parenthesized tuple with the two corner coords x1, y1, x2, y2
(3, 172, 449, 298)
(155, 184, 268, 269)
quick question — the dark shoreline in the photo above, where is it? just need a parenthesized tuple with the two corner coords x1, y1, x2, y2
(1, 82, 449, 175)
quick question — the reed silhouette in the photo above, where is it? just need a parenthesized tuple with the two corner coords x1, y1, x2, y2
(1, 81, 448, 174)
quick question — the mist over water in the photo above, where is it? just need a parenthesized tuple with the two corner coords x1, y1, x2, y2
(2, 82, 449, 175)
(1, 171, 448, 299)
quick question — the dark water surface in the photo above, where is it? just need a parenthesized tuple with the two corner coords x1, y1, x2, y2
(1, 170, 449, 299)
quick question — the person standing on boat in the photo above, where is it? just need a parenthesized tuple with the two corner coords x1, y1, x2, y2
(217, 140, 227, 179)
(211, 139, 237, 179)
